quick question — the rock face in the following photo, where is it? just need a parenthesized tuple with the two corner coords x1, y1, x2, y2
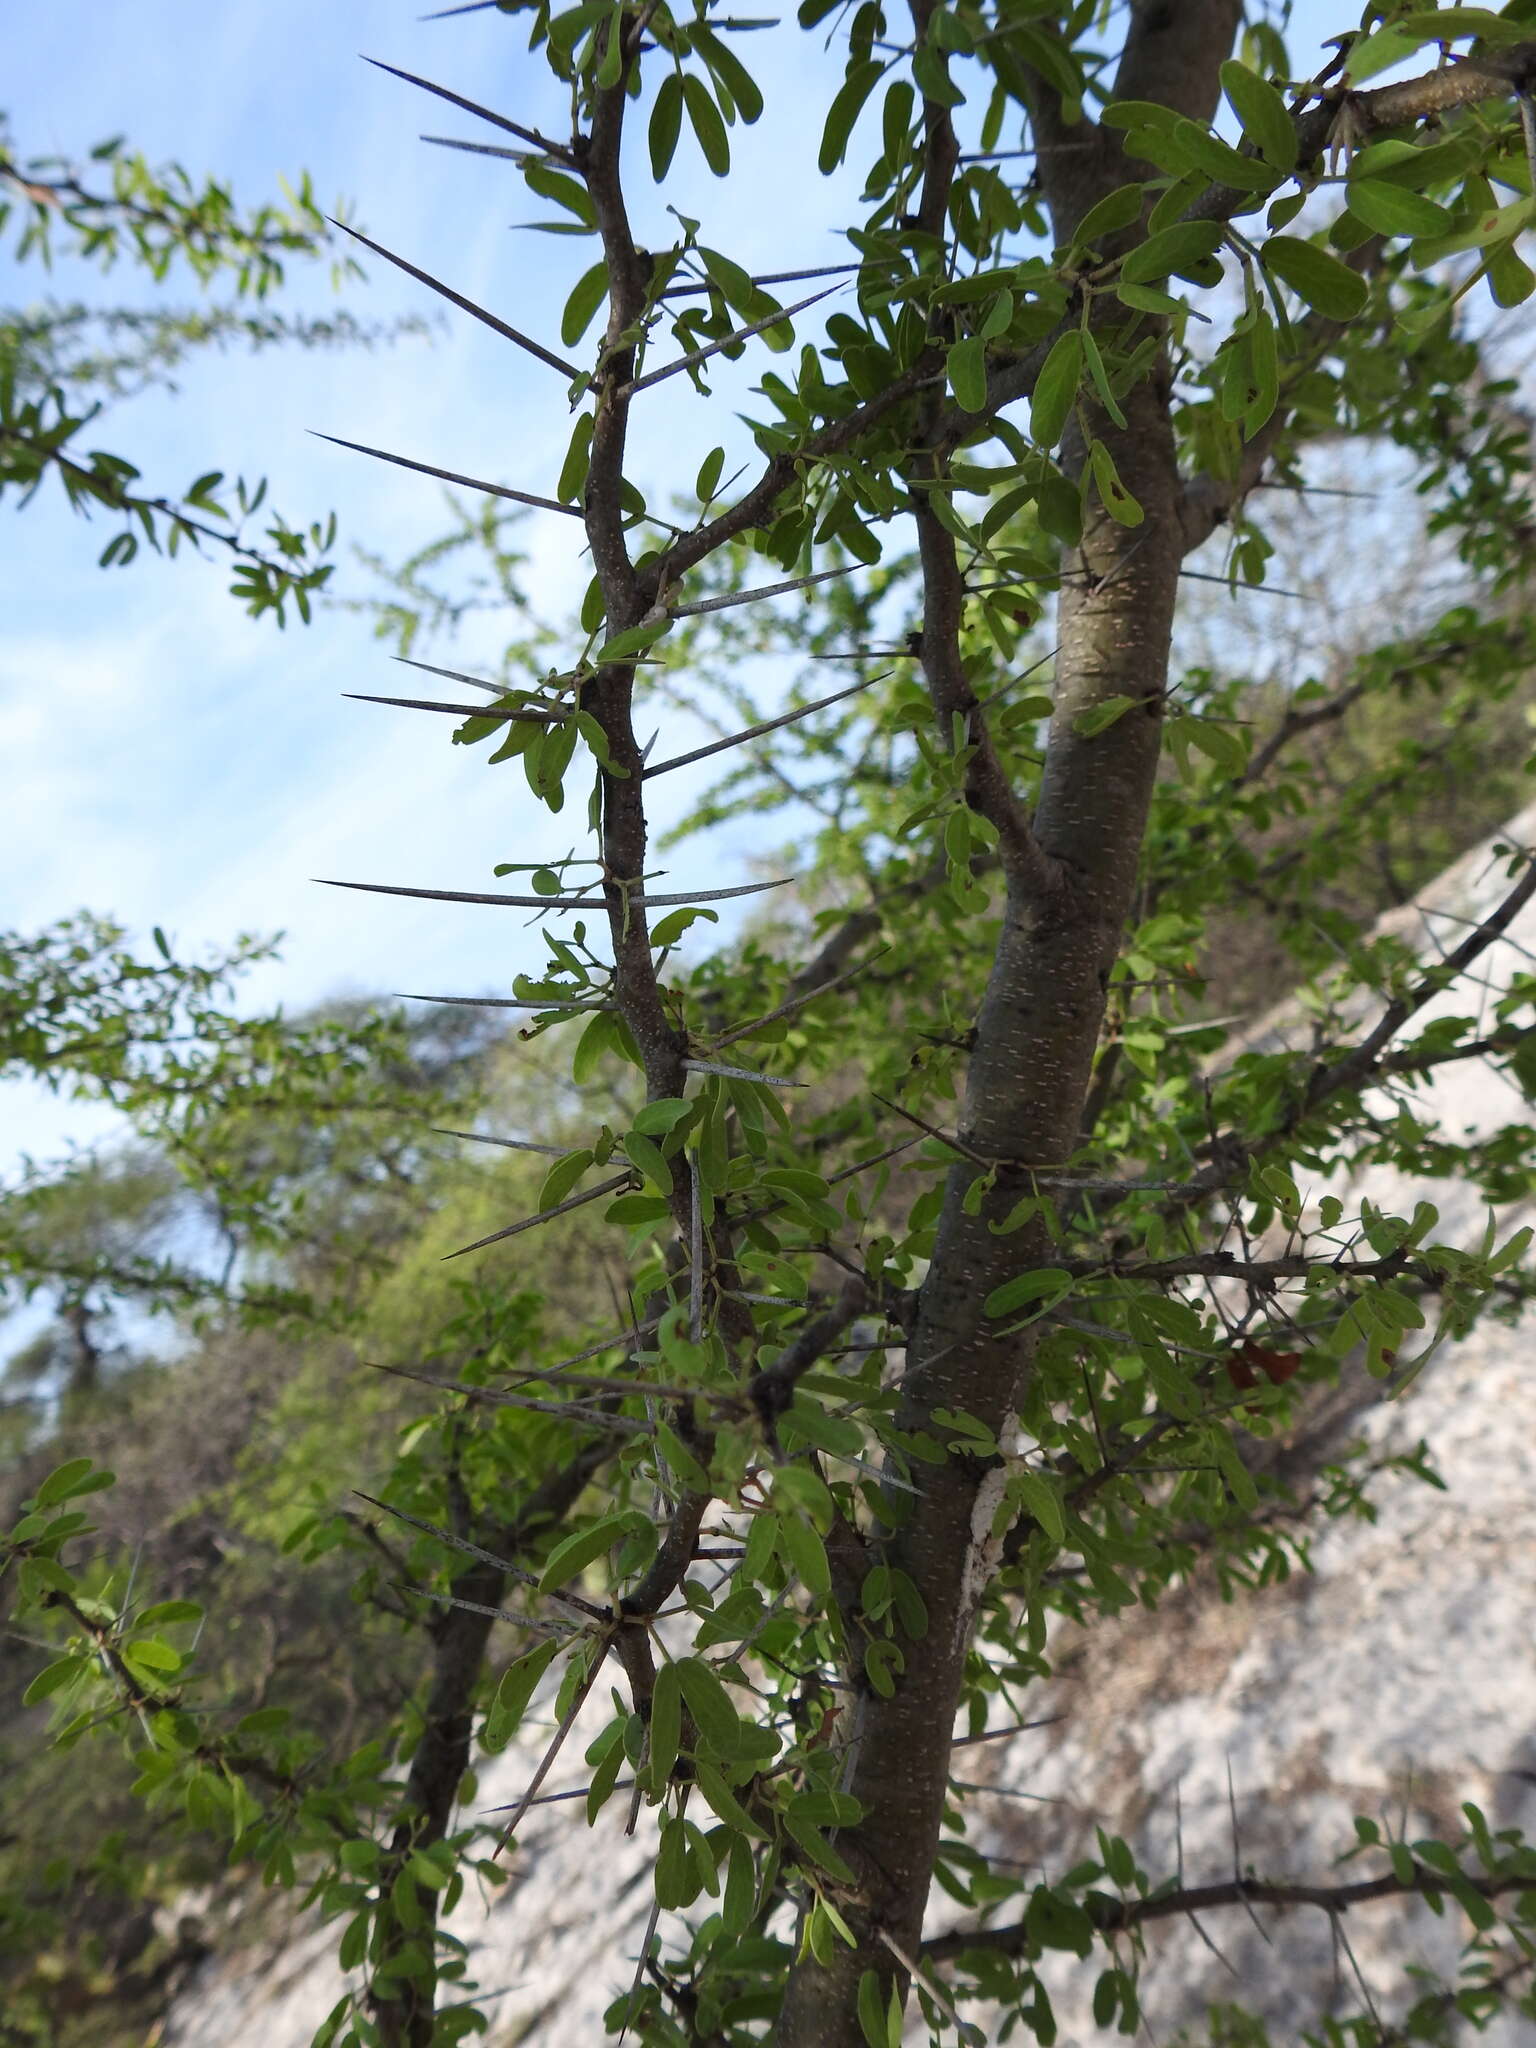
(162, 810, 1536, 2047)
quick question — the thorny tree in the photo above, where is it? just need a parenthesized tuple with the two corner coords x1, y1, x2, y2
(13, 1, 1536, 2044)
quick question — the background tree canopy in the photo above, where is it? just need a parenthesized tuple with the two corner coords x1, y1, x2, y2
(7, 3, 1536, 2046)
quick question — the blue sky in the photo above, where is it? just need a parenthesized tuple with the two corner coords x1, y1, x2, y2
(4, 1, 872, 1165)
(4, 0, 1371, 1174)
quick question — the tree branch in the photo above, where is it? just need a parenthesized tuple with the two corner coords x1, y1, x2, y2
(924, 1861, 1536, 1961)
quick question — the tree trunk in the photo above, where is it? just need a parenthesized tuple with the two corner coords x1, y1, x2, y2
(777, 6, 1240, 2019)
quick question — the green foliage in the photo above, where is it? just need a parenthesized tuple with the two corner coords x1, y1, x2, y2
(0, 113, 407, 620)
(11, 4, 1536, 2047)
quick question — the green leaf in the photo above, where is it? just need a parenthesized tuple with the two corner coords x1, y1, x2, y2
(778, 1513, 831, 1600)
(1346, 179, 1451, 238)
(695, 446, 726, 504)
(650, 73, 684, 181)
(561, 261, 609, 348)
(596, 617, 672, 663)
(649, 1659, 681, 1785)
(1220, 60, 1297, 172)
(632, 1096, 694, 1137)
(1210, 1424, 1259, 1511)
(1262, 235, 1368, 318)
(484, 1639, 560, 1752)
(1488, 238, 1536, 307)
(539, 1147, 595, 1211)
(1025, 1882, 1095, 1956)
(1071, 183, 1145, 252)
(408, 1848, 451, 1892)
(651, 904, 719, 948)
(23, 1654, 86, 1706)
(722, 1831, 756, 1930)
(34, 1458, 101, 1508)
(655, 1422, 712, 1494)
(912, 42, 965, 109)
(1411, 195, 1536, 264)
(605, 1191, 672, 1227)
(1119, 220, 1225, 286)
(125, 1636, 181, 1673)
(675, 1657, 742, 1755)
(863, 1637, 904, 1697)
(683, 74, 731, 175)
(1088, 441, 1143, 526)
(784, 1807, 857, 1882)
(1030, 330, 1082, 451)
(624, 1128, 674, 1195)
(858, 1971, 889, 2048)
(1346, 24, 1424, 81)
(538, 1510, 646, 1593)
(595, 7, 624, 86)
(693, 25, 766, 123)
(1186, 715, 1250, 775)
(1169, 118, 1281, 192)
(985, 1266, 1073, 1315)
(1080, 330, 1126, 428)
(338, 1911, 370, 1971)
(572, 1009, 622, 1086)
(1115, 280, 1186, 318)
(1011, 1470, 1065, 1544)
(1397, 7, 1533, 41)
(523, 164, 597, 229)
(947, 334, 988, 414)
(558, 413, 594, 504)
(696, 1757, 767, 1836)
(819, 60, 883, 175)
(135, 1600, 203, 1627)
(655, 1814, 697, 1908)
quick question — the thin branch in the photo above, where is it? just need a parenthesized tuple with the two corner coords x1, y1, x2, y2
(668, 563, 857, 620)
(708, 948, 888, 1054)
(401, 1582, 572, 1638)
(658, 261, 860, 299)
(493, 1636, 613, 1856)
(619, 285, 839, 398)
(924, 1863, 1536, 1961)
(364, 1356, 651, 1431)
(442, 1173, 635, 1259)
(911, 484, 1057, 899)
(949, 1715, 1067, 1748)
(747, 1275, 870, 1427)
(313, 430, 582, 518)
(682, 1057, 804, 1087)
(1242, 673, 1374, 788)
(1302, 848, 1536, 1117)
(871, 1090, 989, 1169)
(620, 1493, 710, 1619)
(351, 1491, 607, 1621)
(1051, 1247, 1462, 1289)
(1181, 848, 1536, 1215)
(646, 362, 936, 597)
(642, 674, 886, 780)
(430, 1126, 568, 1155)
